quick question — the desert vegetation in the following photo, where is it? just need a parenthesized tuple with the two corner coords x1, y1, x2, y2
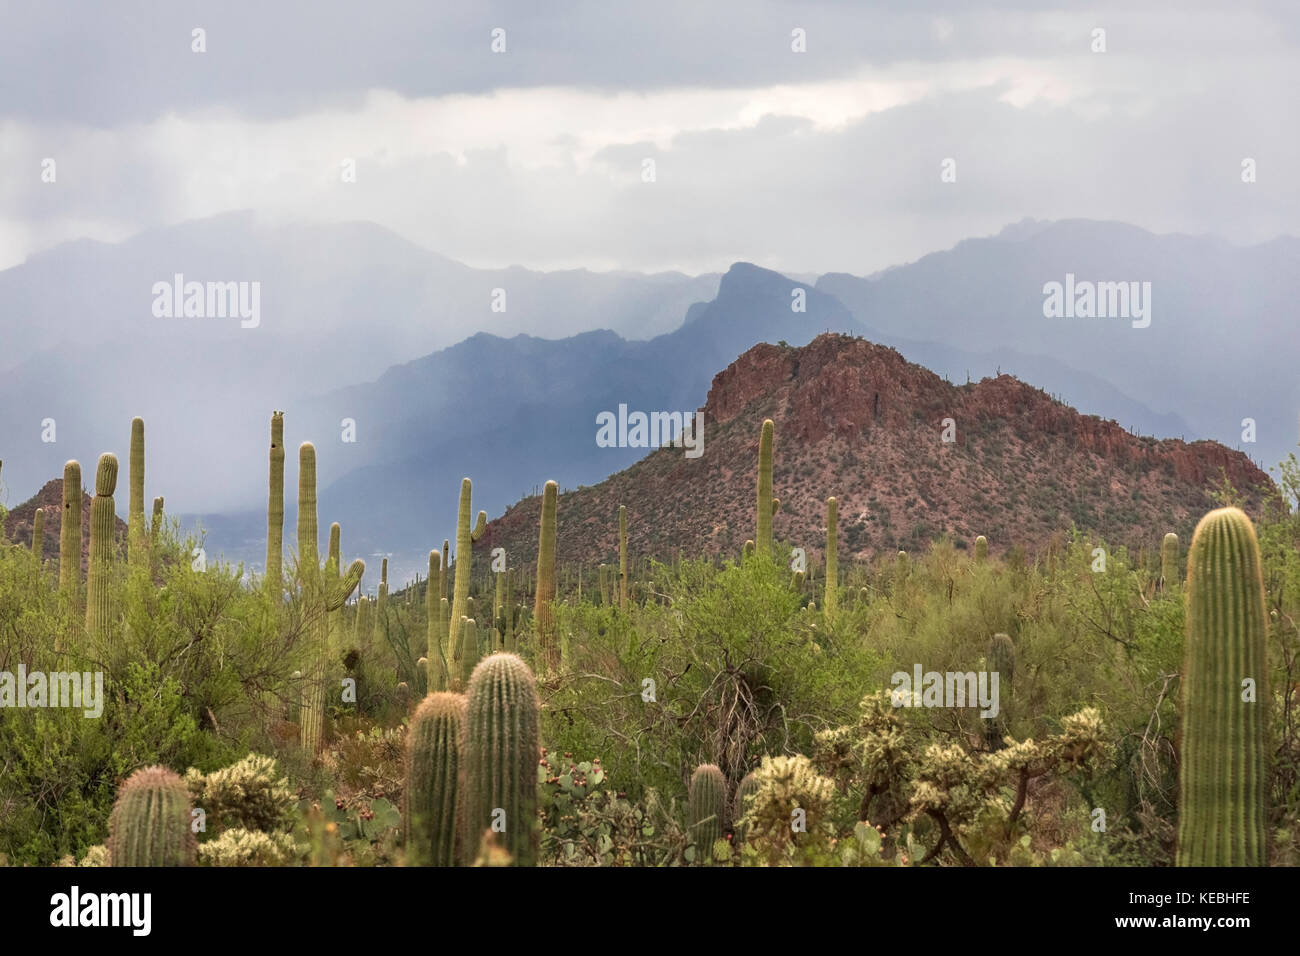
(0, 411, 1298, 868)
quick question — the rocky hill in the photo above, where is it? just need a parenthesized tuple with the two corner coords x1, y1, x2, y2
(3, 478, 128, 568)
(480, 333, 1272, 570)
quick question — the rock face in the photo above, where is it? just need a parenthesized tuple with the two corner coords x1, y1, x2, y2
(3, 477, 128, 568)
(466, 332, 1271, 570)
(481, 333, 1272, 570)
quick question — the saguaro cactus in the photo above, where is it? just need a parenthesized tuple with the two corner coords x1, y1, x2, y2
(733, 771, 760, 844)
(150, 496, 164, 571)
(824, 497, 838, 623)
(1177, 507, 1268, 867)
(974, 535, 988, 563)
(985, 632, 1015, 751)
(107, 766, 196, 866)
(86, 453, 119, 640)
(297, 443, 365, 755)
(127, 417, 146, 568)
(449, 479, 487, 665)
(405, 692, 466, 867)
(618, 504, 629, 610)
(688, 763, 728, 863)
(535, 480, 559, 669)
(266, 411, 285, 594)
(59, 460, 82, 606)
(377, 556, 389, 634)
(426, 551, 446, 690)
(1161, 532, 1180, 592)
(459, 617, 480, 690)
(462, 653, 540, 866)
(755, 419, 779, 555)
(30, 507, 45, 566)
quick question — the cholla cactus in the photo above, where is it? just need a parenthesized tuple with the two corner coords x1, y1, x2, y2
(737, 755, 835, 863)
(108, 766, 196, 866)
(198, 829, 296, 867)
(184, 753, 295, 835)
(462, 653, 540, 866)
(687, 764, 728, 863)
(85, 453, 118, 639)
(405, 692, 466, 866)
(1177, 507, 1268, 867)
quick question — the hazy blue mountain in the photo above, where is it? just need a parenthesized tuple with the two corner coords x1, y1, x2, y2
(818, 219, 1298, 474)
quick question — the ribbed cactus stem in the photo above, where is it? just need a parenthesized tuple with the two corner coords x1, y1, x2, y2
(824, 497, 838, 622)
(535, 480, 559, 669)
(266, 412, 285, 594)
(108, 766, 196, 866)
(427, 551, 446, 691)
(127, 417, 146, 568)
(297, 442, 318, 576)
(31, 507, 45, 566)
(462, 653, 540, 866)
(85, 453, 118, 639)
(1177, 507, 1268, 867)
(733, 771, 759, 844)
(377, 556, 389, 633)
(494, 564, 505, 647)
(974, 535, 988, 563)
(459, 617, 479, 690)
(59, 460, 82, 606)
(985, 633, 1015, 751)
(405, 692, 466, 866)
(618, 504, 629, 610)
(756, 419, 775, 555)
(688, 763, 728, 863)
(150, 496, 164, 570)
(449, 479, 486, 665)
(1161, 532, 1180, 592)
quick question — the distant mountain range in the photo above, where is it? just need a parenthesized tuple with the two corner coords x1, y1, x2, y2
(1, 214, 1293, 587)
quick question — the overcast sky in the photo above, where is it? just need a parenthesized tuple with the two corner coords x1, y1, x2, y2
(1, 0, 1296, 275)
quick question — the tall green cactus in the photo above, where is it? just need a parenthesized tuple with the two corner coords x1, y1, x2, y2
(150, 496, 164, 572)
(266, 411, 285, 594)
(296, 443, 365, 755)
(459, 617, 480, 690)
(30, 507, 45, 567)
(494, 561, 506, 647)
(617, 504, 629, 610)
(985, 633, 1015, 751)
(59, 459, 82, 607)
(535, 480, 558, 669)
(974, 535, 988, 563)
(462, 653, 540, 866)
(108, 766, 196, 866)
(824, 497, 838, 623)
(755, 419, 779, 555)
(449, 479, 487, 666)
(733, 771, 759, 844)
(1161, 532, 1180, 592)
(688, 763, 728, 863)
(426, 551, 446, 691)
(377, 556, 389, 639)
(85, 453, 118, 640)
(1177, 507, 1268, 867)
(405, 692, 466, 866)
(127, 417, 146, 568)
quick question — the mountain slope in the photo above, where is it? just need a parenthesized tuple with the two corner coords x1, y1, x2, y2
(479, 334, 1272, 570)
